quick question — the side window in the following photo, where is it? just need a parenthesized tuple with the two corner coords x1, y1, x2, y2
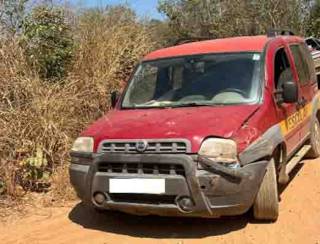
(300, 43, 317, 83)
(274, 48, 293, 90)
(289, 44, 310, 85)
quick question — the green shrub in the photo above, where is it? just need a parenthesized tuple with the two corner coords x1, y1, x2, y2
(20, 5, 74, 80)
(19, 146, 50, 192)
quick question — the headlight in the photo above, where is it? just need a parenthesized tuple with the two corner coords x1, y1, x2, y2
(199, 138, 238, 164)
(71, 137, 94, 153)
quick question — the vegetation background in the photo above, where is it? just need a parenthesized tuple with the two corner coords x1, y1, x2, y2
(0, 0, 319, 206)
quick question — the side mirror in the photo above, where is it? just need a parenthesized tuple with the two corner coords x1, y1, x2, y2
(110, 91, 120, 108)
(282, 81, 298, 104)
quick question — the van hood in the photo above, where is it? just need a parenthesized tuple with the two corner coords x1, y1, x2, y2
(83, 105, 260, 153)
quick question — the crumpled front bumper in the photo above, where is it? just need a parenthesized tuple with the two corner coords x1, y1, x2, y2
(69, 152, 268, 218)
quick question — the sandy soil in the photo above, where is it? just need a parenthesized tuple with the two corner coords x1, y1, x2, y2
(1, 159, 320, 244)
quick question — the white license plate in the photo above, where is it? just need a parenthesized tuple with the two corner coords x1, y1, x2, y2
(109, 178, 165, 194)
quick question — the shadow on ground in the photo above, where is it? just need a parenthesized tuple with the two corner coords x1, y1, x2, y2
(69, 203, 251, 238)
(279, 161, 304, 195)
(68, 162, 305, 239)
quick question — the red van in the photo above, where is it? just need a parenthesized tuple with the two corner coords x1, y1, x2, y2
(70, 31, 320, 221)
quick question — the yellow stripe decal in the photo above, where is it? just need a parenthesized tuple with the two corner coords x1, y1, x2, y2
(280, 103, 312, 137)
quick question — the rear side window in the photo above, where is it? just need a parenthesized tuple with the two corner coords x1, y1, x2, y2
(289, 44, 310, 85)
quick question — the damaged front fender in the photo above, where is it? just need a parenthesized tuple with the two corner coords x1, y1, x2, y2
(238, 124, 283, 165)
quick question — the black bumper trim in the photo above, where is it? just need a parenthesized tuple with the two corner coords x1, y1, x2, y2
(69, 152, 268, 218)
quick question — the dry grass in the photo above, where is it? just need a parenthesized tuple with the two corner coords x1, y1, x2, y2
(0, 8, 154, 204)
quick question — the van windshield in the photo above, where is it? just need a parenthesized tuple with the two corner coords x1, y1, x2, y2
(122, 52, 262, 109)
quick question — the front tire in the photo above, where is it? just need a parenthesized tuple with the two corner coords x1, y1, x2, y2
(253, 159, 279, 221)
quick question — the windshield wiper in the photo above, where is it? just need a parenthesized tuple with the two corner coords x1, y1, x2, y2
(125, 101, 245, 109)
(125, 102, 212, 109)
(170, 102, 214, 108)
(132, 101, 174, 109)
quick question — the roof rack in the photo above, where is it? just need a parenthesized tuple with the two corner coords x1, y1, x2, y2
(174, 37, 211, 45)
(267, 29, 295, 37)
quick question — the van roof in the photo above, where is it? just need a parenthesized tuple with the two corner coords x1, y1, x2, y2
(143, 35, 270, 61)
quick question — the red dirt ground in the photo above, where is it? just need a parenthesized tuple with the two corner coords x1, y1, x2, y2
(1, 159, 320, 244)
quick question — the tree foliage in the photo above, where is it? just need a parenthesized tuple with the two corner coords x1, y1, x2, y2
(74, 5, 153, 83)
(306, 0, 320, 37)
(158, 0, 311, 41)
(0, 0, 28, 36)
(20, 5, 74, 80)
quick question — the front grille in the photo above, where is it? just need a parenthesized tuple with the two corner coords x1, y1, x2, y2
(109, 193, 176, 205)
(98, 139, 191, 154)
(98, 163, 185, 176)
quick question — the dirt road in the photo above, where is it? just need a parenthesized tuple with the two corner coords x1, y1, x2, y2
(1, 159, 320, 244)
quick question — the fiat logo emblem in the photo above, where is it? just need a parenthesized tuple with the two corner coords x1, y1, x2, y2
(136, 140, 148, 153)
